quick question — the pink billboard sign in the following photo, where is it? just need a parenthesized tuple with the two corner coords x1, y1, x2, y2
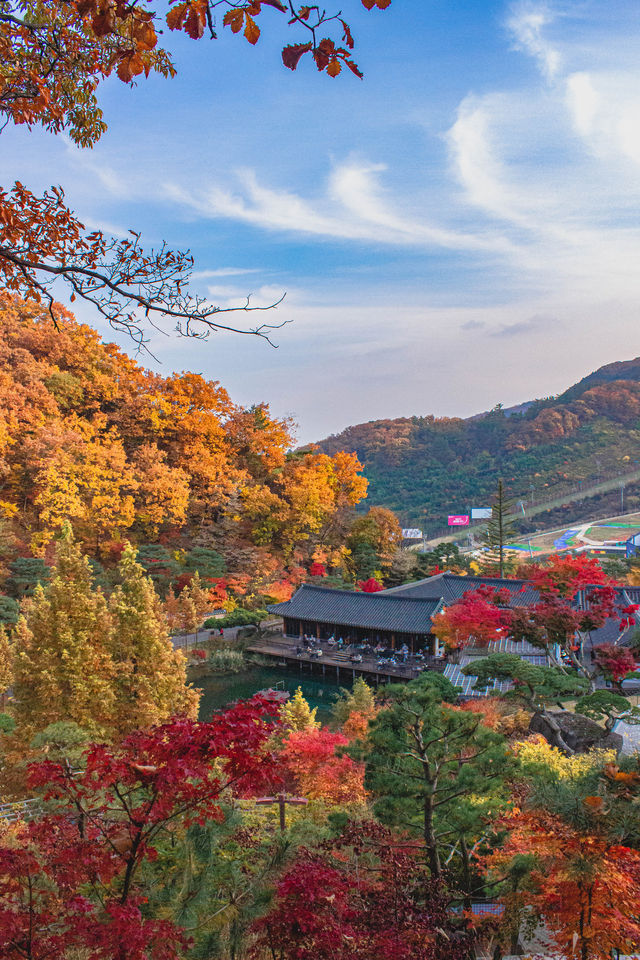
(448, 515, 469, 526)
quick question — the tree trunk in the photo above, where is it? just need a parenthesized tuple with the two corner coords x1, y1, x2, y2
(423, 794, 441, 878)
(539, 708, 576, 755)
(460, 834, 473, 911)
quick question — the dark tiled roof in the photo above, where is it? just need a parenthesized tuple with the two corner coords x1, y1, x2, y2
(579, 585, 640, 649)
(383, 572, 539, 607)
(268, 584, 442, 634)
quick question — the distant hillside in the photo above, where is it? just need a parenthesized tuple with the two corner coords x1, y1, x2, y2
(559, 357, 640, 401)
(315, 359, 640, 529)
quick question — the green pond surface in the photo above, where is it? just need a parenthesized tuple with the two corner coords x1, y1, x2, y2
(196, 664, 350, 723)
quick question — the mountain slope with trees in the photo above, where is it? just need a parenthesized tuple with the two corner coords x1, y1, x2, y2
(315, 359, 640, 526)
(0, 294, 371, 603)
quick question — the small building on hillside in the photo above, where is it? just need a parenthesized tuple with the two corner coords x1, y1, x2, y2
(627, 532, 640, 558)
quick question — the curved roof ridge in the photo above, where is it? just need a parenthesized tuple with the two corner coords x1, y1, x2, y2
(296, 582, 442, 604)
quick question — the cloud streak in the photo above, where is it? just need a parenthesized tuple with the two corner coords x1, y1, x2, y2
(164, 162, 516, 256)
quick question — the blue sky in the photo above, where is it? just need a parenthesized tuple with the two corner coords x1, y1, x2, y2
(3, 1, 640, 441)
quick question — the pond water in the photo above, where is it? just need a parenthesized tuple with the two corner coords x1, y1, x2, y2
(196, 663, 350, 723)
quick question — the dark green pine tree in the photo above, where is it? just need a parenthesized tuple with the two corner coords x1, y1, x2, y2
(482, 478, 516, 577)
(361, 673, 510, 902)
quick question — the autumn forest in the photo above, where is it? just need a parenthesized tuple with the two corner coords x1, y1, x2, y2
(2, 1, 640, 959)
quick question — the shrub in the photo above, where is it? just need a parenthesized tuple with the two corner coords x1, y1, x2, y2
(0, 713, 15, 734)
(204, 608, 268, 629)
(207, 649, 245, 673)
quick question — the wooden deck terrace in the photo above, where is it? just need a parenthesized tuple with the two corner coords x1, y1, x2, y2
(246, 636, 446, 686)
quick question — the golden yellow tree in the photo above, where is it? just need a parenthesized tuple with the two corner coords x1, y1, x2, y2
(187, 571, 213, 619)
(108, 544, 199, 734)
(0, 627, 13, 710)
(131, 442, 189, 539)
(176, 583, 200, 636)
(280, 687, 320, 735)
(79, 422, 136, 553)
(163, 587, 181, 633)
(12, 525, 116, 739)
(32, 416, 136, 554)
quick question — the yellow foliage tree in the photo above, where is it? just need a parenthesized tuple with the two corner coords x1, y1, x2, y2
(32, 417, 136, 554)
(177, 585, 200, 636)
(280, 687, 320, 735)
(12, 525, 116, 739)
(131, 442, 189, 539)
(188, 571, 213, 620)
(108, 544, 199, 735)
(0, 627, 13, 709)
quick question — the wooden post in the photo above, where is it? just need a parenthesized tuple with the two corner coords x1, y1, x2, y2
(255, 792, 308, 831)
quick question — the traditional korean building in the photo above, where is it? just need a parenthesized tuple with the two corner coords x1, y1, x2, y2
(267, 583, 444, 653)
(267, 571, 640, 694)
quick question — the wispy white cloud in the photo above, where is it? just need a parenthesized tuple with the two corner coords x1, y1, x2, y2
(164, 162, 515, 255)
(204, 282, 287, 310)
(191, 267, 263, 279)
(507, 1, 562, 79)
(62, 135, 131, 199)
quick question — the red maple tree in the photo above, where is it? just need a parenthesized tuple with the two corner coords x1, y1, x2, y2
(250, 821, 473, 959)
(0, 694, 284, 960)
(593, 643, 639, 691)
(281, 727, 366, 803)
(487, 807, 640, 960)
(433, 588, 511, 650)
(357, 577, 383, 593)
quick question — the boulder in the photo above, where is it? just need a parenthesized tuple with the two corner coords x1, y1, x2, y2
(529, 710, 623, 755)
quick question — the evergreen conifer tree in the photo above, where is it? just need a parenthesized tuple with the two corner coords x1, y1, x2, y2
(12, 525, 115, 739)
(363, 673, 509, 895)
(108, 544, 199, 734)
(482, 478, 516, 577)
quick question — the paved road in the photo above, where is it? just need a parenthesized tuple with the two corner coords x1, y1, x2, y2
(172, 626, 244, 650)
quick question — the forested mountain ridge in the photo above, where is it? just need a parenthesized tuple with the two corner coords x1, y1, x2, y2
(315, 359, 640, 526)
